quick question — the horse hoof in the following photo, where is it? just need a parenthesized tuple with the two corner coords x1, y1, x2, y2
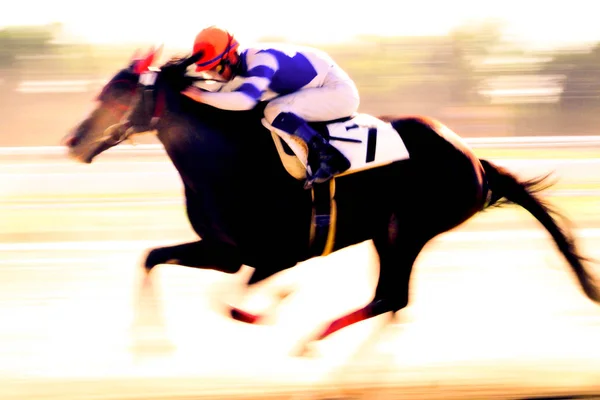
(230, 307, 261, 324)
(142, 248, 162, 273)
(291, 341, 319, 358)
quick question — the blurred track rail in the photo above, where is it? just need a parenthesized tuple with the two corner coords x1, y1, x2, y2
(1, 135, 600, 159)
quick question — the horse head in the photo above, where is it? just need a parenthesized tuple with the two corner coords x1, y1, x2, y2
(65, 45, 294, 200)
(63, 46, 163, 163)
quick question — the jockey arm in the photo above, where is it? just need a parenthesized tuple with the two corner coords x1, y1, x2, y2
(182, 51, 278, 111)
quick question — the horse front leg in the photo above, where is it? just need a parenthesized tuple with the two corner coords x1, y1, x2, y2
(229, 264, 297, 324)
(131, 239, 243, 353)
(144, 239, 243, 274)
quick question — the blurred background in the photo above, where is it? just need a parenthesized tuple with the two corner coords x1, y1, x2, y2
(2, 2, 600, 399)
(4, 0, 600, 145)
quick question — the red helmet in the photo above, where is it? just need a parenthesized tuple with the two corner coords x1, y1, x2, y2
(192, 25, 239, 72)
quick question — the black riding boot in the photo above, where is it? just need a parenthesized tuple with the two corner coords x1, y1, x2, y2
(271, 112, 351, 189)
(300, 124, 351, 188)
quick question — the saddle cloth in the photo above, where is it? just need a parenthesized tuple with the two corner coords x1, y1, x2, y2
(263, 113, 410, 180)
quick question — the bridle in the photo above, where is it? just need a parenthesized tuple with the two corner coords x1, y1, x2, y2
(101, 50, 216, 144)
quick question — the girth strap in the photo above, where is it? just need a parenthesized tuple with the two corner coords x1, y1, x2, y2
(308, 178, 337, 257)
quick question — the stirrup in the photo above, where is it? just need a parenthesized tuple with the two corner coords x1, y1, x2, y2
(304, 166, 339, 190)
(304, 166, 316, 190)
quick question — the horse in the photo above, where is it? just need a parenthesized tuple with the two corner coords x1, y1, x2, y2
(63, 47, 600, 352)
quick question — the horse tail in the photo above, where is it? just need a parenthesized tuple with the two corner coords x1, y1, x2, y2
(479, 158, 600, 304)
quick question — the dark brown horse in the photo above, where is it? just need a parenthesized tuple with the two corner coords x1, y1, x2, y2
(63, 48, 600, 352)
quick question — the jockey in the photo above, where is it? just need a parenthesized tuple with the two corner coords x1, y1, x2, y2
(181, 25, 360, 188)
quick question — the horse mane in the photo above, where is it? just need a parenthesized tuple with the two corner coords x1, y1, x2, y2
(153, 55, 269, 138)
(160, 54, 200, 87)
(164, 54, 188, 65)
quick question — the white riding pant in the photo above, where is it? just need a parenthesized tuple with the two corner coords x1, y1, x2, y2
(263, 63, 360, 125)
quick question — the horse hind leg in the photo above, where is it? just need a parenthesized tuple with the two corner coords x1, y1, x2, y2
(295, 214, 429, 354)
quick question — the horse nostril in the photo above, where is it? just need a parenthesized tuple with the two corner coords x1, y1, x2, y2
(62, 131, 79, 147)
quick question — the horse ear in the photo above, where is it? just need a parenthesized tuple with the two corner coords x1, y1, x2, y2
(128, 48, 143, 70)
(133, 45, 163, 74)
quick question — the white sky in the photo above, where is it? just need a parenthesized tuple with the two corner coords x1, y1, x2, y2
(1, 0, 600, 50)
